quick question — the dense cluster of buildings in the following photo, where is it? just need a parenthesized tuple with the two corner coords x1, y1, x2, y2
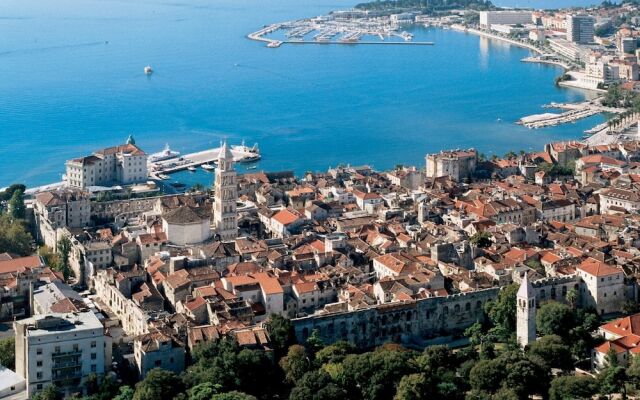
(3, 133, 640, 397)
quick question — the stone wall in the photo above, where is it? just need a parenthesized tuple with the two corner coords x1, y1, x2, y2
(292, 288, 500, 348)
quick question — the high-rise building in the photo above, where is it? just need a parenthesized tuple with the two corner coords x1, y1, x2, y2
(566, 14, 595, 44)
(213, 140, 238, 241)
(516, 272, 536, 348)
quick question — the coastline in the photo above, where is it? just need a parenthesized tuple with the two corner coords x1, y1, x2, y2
(450, 25, 544, 55)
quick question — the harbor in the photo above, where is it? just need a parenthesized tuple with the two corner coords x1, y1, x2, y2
(247, 14, 434, 48)
(148, 141, 260, 179)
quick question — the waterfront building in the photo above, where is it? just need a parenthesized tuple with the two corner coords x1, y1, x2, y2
(516, 272, 536, 348)
(566, 14, 595, 44)
(548, 38, 585, 62)
(213, 141, 238, 241)
(425, 149, 477, 182)
(65, 136, 147, 189)
(479, 11, 532, 29)
(14, 312, 107, 397)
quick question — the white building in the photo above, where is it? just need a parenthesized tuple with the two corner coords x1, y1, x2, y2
(14, 312, 107, 397)
(599, 187, 640, 214)
(213, 141, 238, 241)
(65, 136, 147, 189)
(479, 11, 532, 29)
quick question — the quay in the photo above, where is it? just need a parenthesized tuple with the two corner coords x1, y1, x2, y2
(518, 109, 599, 129)
(284, 40, 434, 46)
(149, 144, 260, 177)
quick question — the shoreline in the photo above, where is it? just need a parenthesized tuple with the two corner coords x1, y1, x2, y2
(450, 25, 545, 55)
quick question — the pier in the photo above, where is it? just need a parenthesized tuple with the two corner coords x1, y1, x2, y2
(518, 100, 625, 129)
(149, 144, 260, 178)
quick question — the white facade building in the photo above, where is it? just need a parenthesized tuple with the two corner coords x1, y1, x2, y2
(479, 11, 532, 28)
(14, 312, 107, 397)
(516, 273, 536, 348)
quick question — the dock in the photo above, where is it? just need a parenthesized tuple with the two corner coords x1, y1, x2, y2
(518, 100, 625, 129)
(149, 144, 260, 177)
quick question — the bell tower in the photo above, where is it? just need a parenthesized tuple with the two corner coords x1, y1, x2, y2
(516, 272, 536, 348)
(213, 140, 238, 241)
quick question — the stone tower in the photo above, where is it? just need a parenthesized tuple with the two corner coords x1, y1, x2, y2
(516, 272, 536, 348)
(213, 140, 238, 241)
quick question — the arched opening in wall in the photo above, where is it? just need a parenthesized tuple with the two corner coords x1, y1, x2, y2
(476, 300, 482, 309)
(443, 306, 449, 315)
(426, 310, 431, 319)
(551, 287, 556, 300)
(465, 302, 471, 311)
(382, 316, 388, 325)
(540, 289, 546, 300)
(454, 304, 460, 313)
(562, 286, 567, 297)
(328, 323, 334, 334)
(406, 312, 412, 322)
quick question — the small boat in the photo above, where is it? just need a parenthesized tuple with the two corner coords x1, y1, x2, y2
(158, 174, 170, 180)
(144, 65, 153, 75)
(201, 163, 215, 171)
(187, 166, 197, 172)
(247, 166, 257, 170)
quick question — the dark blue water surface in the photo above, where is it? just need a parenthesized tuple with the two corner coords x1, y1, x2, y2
(0, 0, 605, 187)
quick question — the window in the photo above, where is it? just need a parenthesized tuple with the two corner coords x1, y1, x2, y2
(54, 346, 60, 353)
(36, 348, 42, 355)
(155, 360, 162, 366)
(91, 364, 97, 372)
(91, 341, 96, 348)
(91, 353, 97, 360)
(36, 372, 42, 379)
(36, 360, 42, 367)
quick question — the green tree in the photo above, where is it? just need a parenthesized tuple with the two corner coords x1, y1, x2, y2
(314, 341, 355, 365)
(548, 375, 598, 400)
(470, 232, 492, 248)
(394, 373, 429, 400)
(31, 385, 61, 400)
(289, 370, 344, 400)
(280, 344, 311, 383)
(484, 284, 519, 341)
(265, 314, 296, 359)
(8, 189, 25, 220)
(0, 214, 32, 256)
(211, 392, 257, 400)
(416, 345, 456, 374)
(0, 337, 15, 370)
(113, 386, 135, 400)
(536, 302, 574, 339)
(566, 287, 578, 309)
(56, 236, 72, 280)
(187, 382, 221, 400)
(527, 335, 573, 371)
(338, 345, 417, 400)
(469, 359, 504, 394)
(0, 184, 26, 201)
(133, 369, 184, 400)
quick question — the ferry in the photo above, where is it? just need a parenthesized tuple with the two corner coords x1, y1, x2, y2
(232, 141, 261, 162)
(187, 166, 197, 172)
(201, 163, 215, 171)
(149, 144, 180, 163)
(144, 65, 153, 75)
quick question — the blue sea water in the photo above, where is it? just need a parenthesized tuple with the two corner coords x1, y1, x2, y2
(0, 0, 606, 188)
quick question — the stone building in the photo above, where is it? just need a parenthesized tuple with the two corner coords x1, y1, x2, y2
(425, 149, 477, 182)
(516, 273, 536, 348)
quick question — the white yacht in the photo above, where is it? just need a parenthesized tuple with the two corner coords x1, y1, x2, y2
(144, 65, 153, 75)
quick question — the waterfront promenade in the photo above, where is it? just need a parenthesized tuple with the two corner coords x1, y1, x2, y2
(450, 25, 544, 55)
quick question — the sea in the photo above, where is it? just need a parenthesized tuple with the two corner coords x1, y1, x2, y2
(0, 0, 610, 188)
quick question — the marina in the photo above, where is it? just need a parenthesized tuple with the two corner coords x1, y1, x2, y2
(518, 100, 624, 129)
(248, 15, 432, 47)
(148, 141, 260, 178)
